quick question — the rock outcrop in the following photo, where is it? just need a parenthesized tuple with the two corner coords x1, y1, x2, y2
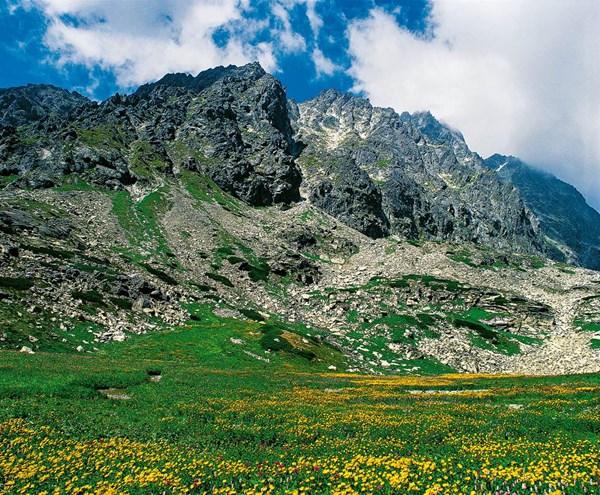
(0, 63, 301, 205)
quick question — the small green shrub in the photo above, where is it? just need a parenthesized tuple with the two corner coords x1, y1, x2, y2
(72, 290, 104, 305)
(139, 263, 178, 285)
(110, 297, 133, 310)
(190, 282, 215, 292)
(239, 309, 265, 321)
(21, 244, 75, 259)
(227, 256, 245, 265)
(240, 261, 271, 282)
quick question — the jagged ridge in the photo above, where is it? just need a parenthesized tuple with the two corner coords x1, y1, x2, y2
(0, 62, 599, 268)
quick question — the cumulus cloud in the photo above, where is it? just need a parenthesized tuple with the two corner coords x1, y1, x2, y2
(348, 1, 600, 208)
(271, 2, 307, 53)
(312, 47, 338, 77)
(28, 0, 275, 89)
(23, 0, 338, 91)
(305, 0, 323, 38)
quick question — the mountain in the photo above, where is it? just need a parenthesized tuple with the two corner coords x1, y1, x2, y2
(485, 154, 600, 270)
(290, 91, 541, 254)
(0, 63, 300, 203)
(1, 62, 599, 376)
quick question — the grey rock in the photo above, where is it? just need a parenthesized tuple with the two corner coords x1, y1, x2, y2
(486, 154, 600, 269)
(292, 91, 543, 254)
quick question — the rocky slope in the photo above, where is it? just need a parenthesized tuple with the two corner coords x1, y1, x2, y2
(1, 181, 599, 375)
(486, 154, 600, 269)
(1, 63, 599, 375)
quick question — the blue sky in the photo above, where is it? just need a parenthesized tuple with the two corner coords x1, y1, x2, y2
(1, 0, 599, 209)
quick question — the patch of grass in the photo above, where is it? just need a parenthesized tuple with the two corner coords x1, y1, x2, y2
(227, 256, 245, 264)
(129, 140, 169, 178)
(139, 263, 178, 286)
(574, 321, 600, 332)
(259, 325, 293, 352)
(109, 297, 133, 311)
(0, 174, 19, 189)
(205, 272, 233, 287)
(240, 260, 271, 282)
(0, 277, 34, 290)
(72, 290, 104, 305)
(110, 188, 177, 266)
(20, 244, 75, 259)
(447, 249, 477, 267)
(78, 125, 126, 150)
(239, 309, 265, 321)
(528, 256, 547, 269)
(451, 312, 521, 355)
(298, 210, 315, 223)
(180, 169, 242, 214)
(54, 175, 95, 191)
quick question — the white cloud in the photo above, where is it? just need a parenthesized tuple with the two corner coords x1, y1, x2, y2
(31, 0, 274, 89)
(24, 0, 339, 93)
(312, 47, 338, 77)
(271, 2, 307, 53)
(348, 1, 600, 209)
(305, 0, 323, 38)
(272, 0, 338, 77)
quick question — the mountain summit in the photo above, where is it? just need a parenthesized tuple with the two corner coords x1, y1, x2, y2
(291, 90, 541, 254)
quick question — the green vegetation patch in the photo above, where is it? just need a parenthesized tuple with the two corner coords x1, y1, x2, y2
(72, 290, 105, 305)
(0, 174, 19, 189)
(179, 168, 242, 214)
(21, 244, 75, 259)
(205, 272, 233, 287)
(139, 263, 178, 286)
(450, 308, 521, 355)
(240, 260, 271, 282)
(78, 124, 127, 150)
(447, 248, 477, 267)
(0, 277, 34, 291)
(129, 140, 169, 178)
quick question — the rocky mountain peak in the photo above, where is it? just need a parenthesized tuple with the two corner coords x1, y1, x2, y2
(0, 84, 92, 128)
(484, 154, 600, 269)
(135, 62, 268, 96)
(292, 91, 542, 254)
(0, 62, 301, 205)
(410, 111, 466, 146)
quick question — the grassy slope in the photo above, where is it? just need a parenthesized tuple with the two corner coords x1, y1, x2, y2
(0, 322, 599, 494)
(1, 177, 600, 493)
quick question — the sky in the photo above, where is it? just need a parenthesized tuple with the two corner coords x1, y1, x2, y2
(1, 0, 599, 209)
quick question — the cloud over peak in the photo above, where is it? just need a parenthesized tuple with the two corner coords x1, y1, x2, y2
(4, 0, 599, 208)
(347, 0, 600, 207)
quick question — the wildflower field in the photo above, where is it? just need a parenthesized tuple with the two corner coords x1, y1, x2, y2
(0, 318, 599, 494)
